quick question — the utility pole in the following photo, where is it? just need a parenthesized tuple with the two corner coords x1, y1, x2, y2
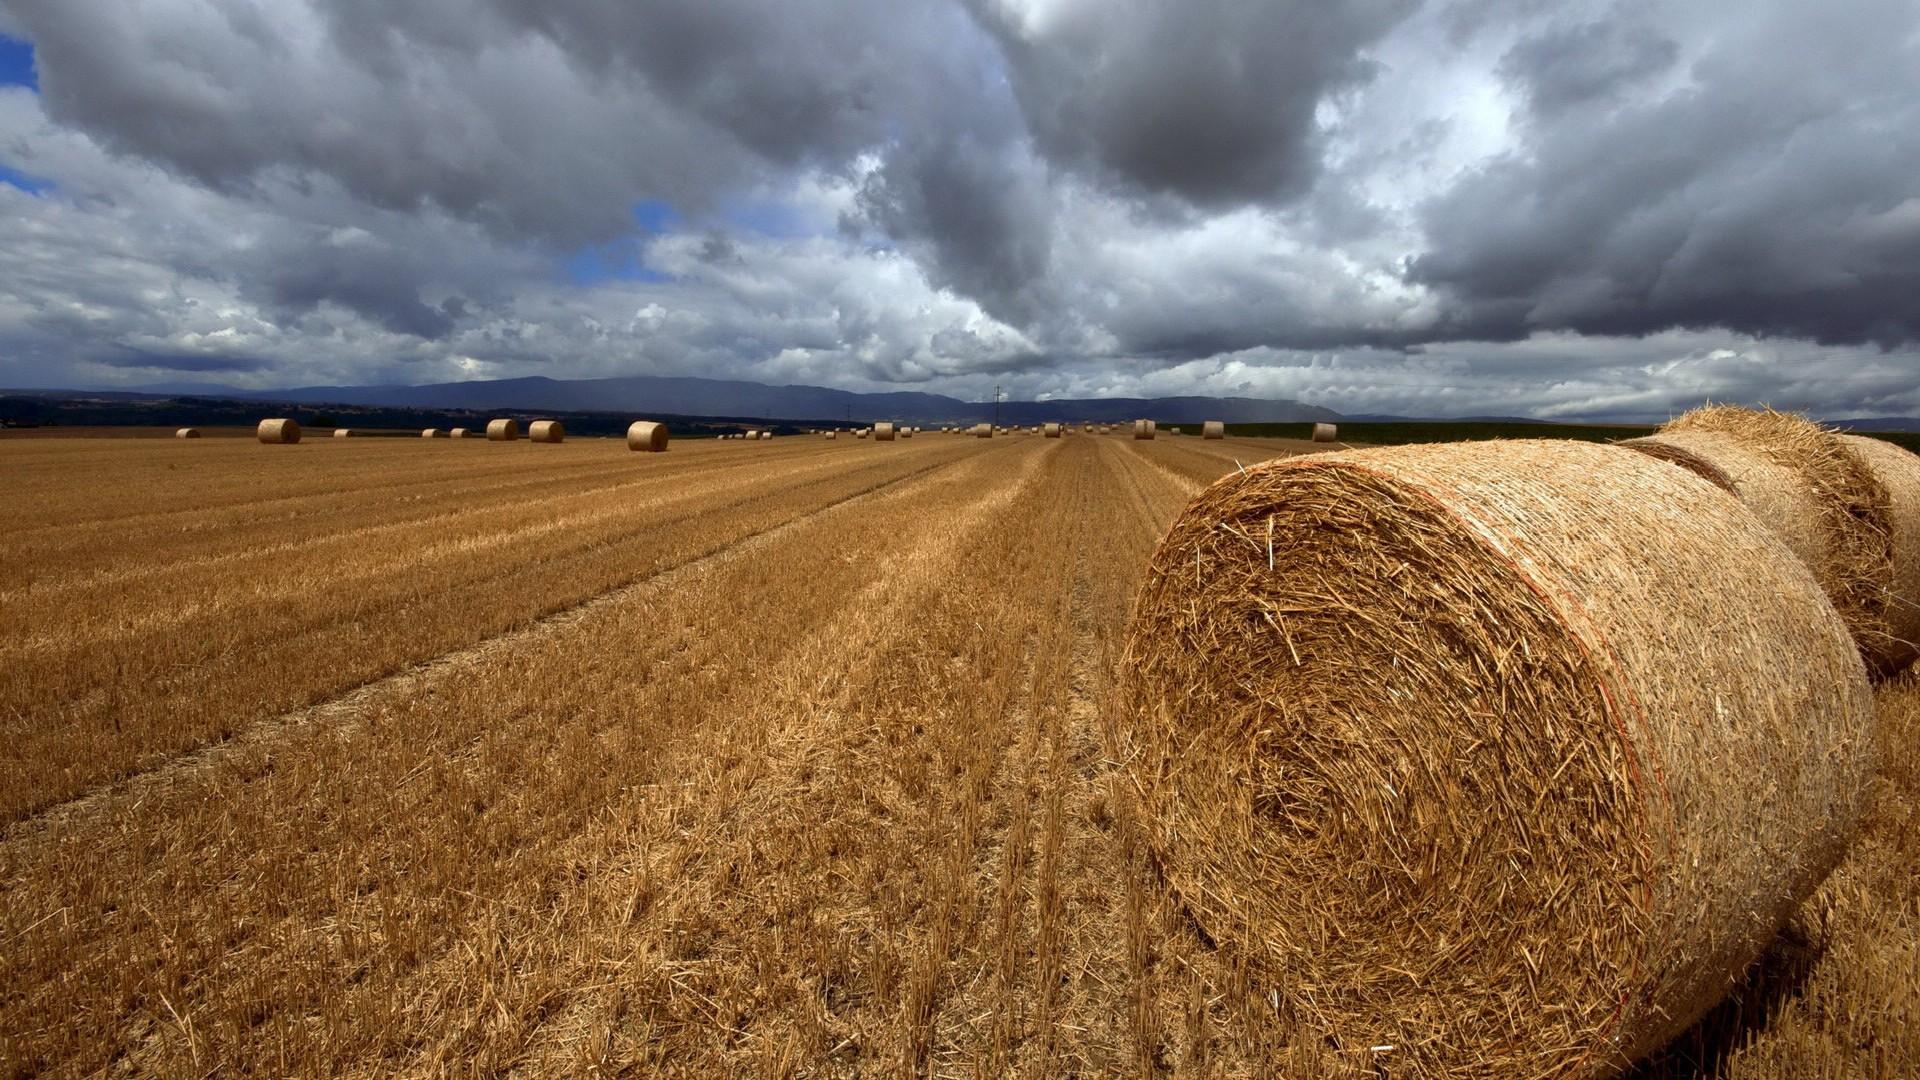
(994, 384, 1003, 429)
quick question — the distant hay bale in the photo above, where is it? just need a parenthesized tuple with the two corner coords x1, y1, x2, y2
(857, 429, 870, 439)
(332, 428, 353, 439)
(486, 418, 519, 441)
(1311, 421, 1338, 442)
(449, 427, 472, 438)
(1044, 422, 1062, 438)
(1133, 419, 1156, 440)
(1169, 426, 1182, 435)
(1122, 439, 1874, 1076)
(1202, 420, 1225, 439)
(823, 430, 837, 440)
(761, 430, 774, 440)
(1623, 405, 1893, 662)
(972, 423, 992, 438)
(257, 418, 300, 444)
(626, 420, 669, 452)
(421, 428, 445, 438)
(875, 421, 897, 441)
(901, 426, 915, 439)
(529, 420, 564, 443)
(174, 427, 202, 439)
(745, 429, 760, 440)
(1840, 433, 1920, 675)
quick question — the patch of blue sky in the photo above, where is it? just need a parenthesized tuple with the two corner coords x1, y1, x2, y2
(0, 162, 50, 194)
(716, 196, 830, 240)
(0, 35, 37, 90)
(561, 200, 677, 285)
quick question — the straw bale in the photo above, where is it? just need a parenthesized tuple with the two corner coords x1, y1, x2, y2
(421, 428, 444, 438)
(972, 423, 992, 438)
(1840, 433, 1920, 675)
(857, 429, 870, 439)
(1202, 420, 1225, 439)
(332, 428, 352, 438)
(901, 426, 915, 439)
(1311, 421, 1338, 442)
(823, 430, 837, 440)
(529, 419, 564, 443)
(486, 418, 519, 441)
(1121, 439, 1873, 1076)
(1170, 426, 1182, 435)
(1133, 419, 1156, 440)
(450, 427, 472, 438)
(257, 418, 301, 444)
(175, 427, 202, 439)
(1625, 405, 1893, 661)
(1044, 422, 1062, 438)
(875, 421, 897, 441)
(626, 420, 669, 452)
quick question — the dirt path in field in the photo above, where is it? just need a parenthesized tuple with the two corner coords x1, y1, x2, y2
(2, 450, 977, 845)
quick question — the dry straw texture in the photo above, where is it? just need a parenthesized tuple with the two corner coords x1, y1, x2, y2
(486, 419, 519, 442)
(875, 421, 897, 441)
(1840, 434, 1920, 675)
(256, 419, 300, 444)
(529, 420, 565, 444)
(174, 427, 201, 439)
(1625, 406, 1894, 663)
(449, 427, 471, 438)
(1133, 419, 1156, 440)
(1312, 421, 1338, 442)
(1122, 439, 1874, 1077)
(625, 421, 669, 452)
(1203, 420, 1225, 439)
(1044, 422, 1062, 438)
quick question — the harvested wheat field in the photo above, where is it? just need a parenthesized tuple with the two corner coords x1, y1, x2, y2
(2, 431, 1918, 1079)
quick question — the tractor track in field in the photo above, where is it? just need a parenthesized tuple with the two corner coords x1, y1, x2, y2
(1, 447, 994, 844)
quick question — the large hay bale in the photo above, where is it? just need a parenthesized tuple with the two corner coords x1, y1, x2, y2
(626, 420, 669, 452)
(1044, 422, 1062, 438)
(1132, 419, 1156, 440)
(1840, 433, 1920, 675)
(972, 423, 992, 438)
(1311, 421, 1338, 442)
(874, 421, 897, 441)
(257, 419, 300, 444)
(1623, 406, 1893, 662)
(901, 426, 915, 439)
(449, 427, 472, 438)
(529, 419, 564, 443)
(486, 418, 519, 442)
(175, 427, 202, 439)
(1122, 439, 1873, 1076)
(1202, 420, 1225, 439)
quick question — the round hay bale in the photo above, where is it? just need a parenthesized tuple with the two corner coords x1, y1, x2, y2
(856, 429, 870, 439)
(901, 426, 915, 439)
(449, 427, 472, 438)
(256, 419, 300, 444)
(486, 418, 520, 442)
(626, 420, 669, 452)
(971, 423, 992, 438)
(421, 428, 444, 438)
(175, 427, 202, 439)
(1623, 406, 1893, 662)
(823, 430, 838, 440)
(529, 419, 565, 444)
(1311, 421, 1338, 442)
(1132, 419, 1156, 440)
(1169, 426, 1182, 436)
(332, 428, 353, 439)
(761, 430, 774, 440)
(1840, 433, 1920, 675)
(1202, 420, 1225, 439)
(1122, 439, 1874, 1076)
(874, 421, 897, 441)
(1044, 422, 1062, 438)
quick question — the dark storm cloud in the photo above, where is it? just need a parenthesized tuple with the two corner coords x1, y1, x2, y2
(972, 0, 1417, 207)
(93, 348, 269, 372)
(1496, 17, 1676, 119)
(1411, 0, 1920, 349)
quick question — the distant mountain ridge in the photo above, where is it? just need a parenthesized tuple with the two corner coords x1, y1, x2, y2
(108, 373, 1344, 425)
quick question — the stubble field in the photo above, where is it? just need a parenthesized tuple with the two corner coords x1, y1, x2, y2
(1, 431, 1915, 1077)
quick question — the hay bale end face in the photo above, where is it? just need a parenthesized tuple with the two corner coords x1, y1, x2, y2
(486, 418, 519, 441)
(257, 418, 301, 444)
(175, 427, 202, 439)
(626, 420, 669, 452)
(1202, 420, 1225, 439)
(1122, 439, 1873, 1075)
(1311, 421, 1338, 442)
(1044, 422, 1062, 438)
(529, 420, 565, 443)
(874, 421, 897, 441)
(1624, 406, 1894, 664)
(1840, 433, 1920, 675)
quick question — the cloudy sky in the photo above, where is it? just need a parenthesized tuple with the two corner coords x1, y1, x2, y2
(0, 0, 1915, 420)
